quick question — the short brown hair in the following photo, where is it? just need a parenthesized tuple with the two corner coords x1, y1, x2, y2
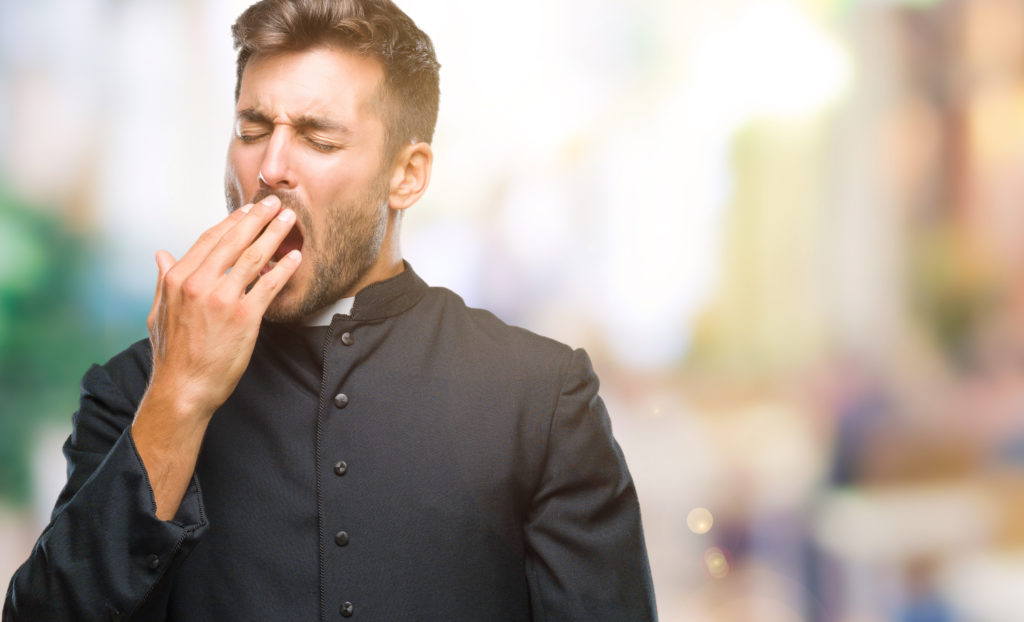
(231, 0, 441, 158)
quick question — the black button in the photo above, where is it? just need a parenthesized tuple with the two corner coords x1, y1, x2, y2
(333, 393, 349, 409)
(340, 602, 354, 617)
(109, 610, 122, 622)
(341, 332, 354, 346)
(334, 461, 348, 476)
(146, 554, 160, 570)
(335, 530, 349, 546)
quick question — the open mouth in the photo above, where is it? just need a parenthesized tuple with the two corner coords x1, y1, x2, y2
(260, 226, 305, 276)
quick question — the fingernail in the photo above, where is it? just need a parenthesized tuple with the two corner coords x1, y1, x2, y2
(261, 195, 280, 208)
(286, 249, 301, 262)
(277, 208, 295, 222)
(240, 204, 253, 213)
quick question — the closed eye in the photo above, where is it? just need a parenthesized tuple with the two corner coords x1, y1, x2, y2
(307, 138, 342, 153)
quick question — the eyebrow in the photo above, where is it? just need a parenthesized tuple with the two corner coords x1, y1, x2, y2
(236, 108, 351, 135)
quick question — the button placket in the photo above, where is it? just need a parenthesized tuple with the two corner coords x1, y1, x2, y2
(327, 321, 358, 618)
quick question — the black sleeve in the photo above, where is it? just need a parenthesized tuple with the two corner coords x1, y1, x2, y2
(4, 355, 208, 622)
(523, 348, 658, 621)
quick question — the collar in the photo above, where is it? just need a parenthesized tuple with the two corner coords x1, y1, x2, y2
(301, 260, 428, 325)
(349, 260, 428, 321)
(301, 297, 354, 326)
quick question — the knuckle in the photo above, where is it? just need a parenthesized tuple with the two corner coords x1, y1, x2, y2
(255, 272, 279, 291)
(163, 268, 184, 290)
(219, 227, 243, 247)
(181, 276, 204, 299)
(211, 289, 236, 308)
(240, 245, 266, 267)
(196, 228, 219, 246)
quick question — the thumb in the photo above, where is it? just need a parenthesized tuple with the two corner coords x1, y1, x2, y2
(148, 250, 177, 334)
(151, 250, 177, 307)
(155, 249, 176, 279)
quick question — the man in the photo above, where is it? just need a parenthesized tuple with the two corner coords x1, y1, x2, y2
(4, 0, 656, 620)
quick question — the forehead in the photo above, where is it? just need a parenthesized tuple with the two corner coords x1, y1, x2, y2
(237, 46, 385, 124)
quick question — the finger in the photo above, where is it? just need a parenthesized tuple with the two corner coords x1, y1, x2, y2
(193, 195, 284, 279)
(222, 207, 298, 291)
(245, 249, 302, 312)
(169, 201, 258, 280)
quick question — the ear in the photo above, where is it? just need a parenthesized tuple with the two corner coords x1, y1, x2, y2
(387, 142, 433, 211)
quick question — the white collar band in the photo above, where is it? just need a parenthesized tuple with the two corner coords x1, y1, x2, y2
(301, 296, 355, 326)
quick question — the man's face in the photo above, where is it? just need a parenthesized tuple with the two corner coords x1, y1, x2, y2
(225, 46, 392, 322)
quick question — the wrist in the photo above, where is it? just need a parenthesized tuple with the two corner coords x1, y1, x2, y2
(138, 373, 219, 427)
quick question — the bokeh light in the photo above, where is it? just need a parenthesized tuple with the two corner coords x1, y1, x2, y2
(687, 507, 715, 535)
(704, 546, 731, 580)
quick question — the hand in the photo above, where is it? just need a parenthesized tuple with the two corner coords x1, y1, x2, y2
(131, 195, 301, 520)
(146, 194, 301, 420)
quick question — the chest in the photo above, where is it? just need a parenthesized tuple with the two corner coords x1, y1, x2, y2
(174, 328, 536, 619)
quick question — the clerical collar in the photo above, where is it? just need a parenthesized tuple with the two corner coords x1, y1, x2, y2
(297, 261, 429, 325)
(301, 297, 354, 326)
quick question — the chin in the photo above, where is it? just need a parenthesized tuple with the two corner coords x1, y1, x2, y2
(263, 303, 300, 325)
(263, 283, 308, 324)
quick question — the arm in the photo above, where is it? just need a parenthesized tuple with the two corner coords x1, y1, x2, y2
(523, 349, 658, 622)
(133, 194, 300, 520)
(4, 351, 208, 621)
(4, 195, 301, 620)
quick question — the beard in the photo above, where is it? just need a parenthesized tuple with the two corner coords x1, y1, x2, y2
(226, 172, 390, 324)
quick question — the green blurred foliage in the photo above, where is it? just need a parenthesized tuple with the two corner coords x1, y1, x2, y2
(0, 189, 141, 506)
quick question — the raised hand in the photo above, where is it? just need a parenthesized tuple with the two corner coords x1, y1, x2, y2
(132, 195, 301, 519)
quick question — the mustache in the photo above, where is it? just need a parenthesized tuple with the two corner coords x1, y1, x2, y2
(248, 189, 313, 243)
(250, 188, 301, 211)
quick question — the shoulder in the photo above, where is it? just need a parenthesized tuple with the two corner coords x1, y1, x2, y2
(66, 338, 151, 452)
(419, 285, 576, 377)
(80, 338, 152, 412)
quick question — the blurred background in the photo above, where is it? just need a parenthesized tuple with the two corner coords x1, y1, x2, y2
(3, 0, 1024, 619)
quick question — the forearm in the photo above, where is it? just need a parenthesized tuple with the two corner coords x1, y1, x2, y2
(130, 195, 297, 521)
(131, 381, 215, 521)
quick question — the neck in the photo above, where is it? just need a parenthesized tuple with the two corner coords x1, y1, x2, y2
(342, 210, 403, 298)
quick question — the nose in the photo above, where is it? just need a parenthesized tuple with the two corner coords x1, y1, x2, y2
(258, 128, 296, 190)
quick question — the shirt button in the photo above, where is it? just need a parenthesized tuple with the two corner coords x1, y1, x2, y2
(334, 461, 348, 476)
(333, 393, 349, 409)
(146, 554, 160, 570)
(341, 332, 354, 346)
(335, 530, 350, 546)
(340, 602, 355, 617)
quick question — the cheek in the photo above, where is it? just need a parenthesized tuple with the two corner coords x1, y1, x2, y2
(227, 146, 260, 189)
(223, 159, 243, 200)
(311, 169, 375, 210)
